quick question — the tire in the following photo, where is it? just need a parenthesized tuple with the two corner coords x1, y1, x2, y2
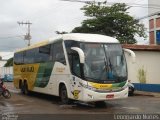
(23, 82, 29, 95)
(95, 101, 106, 108)
(19, 81, 24, 94)
(129, 87, 134, 96)
(2, 90, 11, 99)
(60, 85, 70, 104)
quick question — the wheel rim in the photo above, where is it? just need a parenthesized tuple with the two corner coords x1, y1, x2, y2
(3, 90, 11, 98)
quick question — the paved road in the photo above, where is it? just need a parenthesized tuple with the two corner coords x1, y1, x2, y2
(1, 82, 160, 120)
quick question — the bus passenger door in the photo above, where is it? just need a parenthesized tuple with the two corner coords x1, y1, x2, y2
(70, 54, 83, 100)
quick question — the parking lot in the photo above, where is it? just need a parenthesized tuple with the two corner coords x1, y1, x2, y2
(0, 82, 160, 120)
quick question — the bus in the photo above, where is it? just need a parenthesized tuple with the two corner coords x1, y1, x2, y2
(13, 33, 132, 104)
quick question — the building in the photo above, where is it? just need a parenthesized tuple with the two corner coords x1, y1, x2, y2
(148, 0, 160, 45)
(0, 56, 13, 78)
(0, 56, 7, 67)
(121, 0, 160, 92)
(123, 44, 160, 92)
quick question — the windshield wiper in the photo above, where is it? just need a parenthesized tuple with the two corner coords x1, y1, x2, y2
(103, 46, 111, 80)
(103, 45, 115, 80)
(108, 58, 112, 71)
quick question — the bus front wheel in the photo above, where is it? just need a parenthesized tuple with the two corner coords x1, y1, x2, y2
(95, 101, 106, 108)
(60, 85, 70, 104)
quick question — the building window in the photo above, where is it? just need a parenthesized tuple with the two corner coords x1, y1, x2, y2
(156, 30, 160, 45)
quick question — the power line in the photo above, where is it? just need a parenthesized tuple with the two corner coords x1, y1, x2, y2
(137, 11, 160, 20)
(60, 0, 160, 9)
(0, 35, 25, 39)
(135, 0, 145, 4)
(106, 2, 160, 9)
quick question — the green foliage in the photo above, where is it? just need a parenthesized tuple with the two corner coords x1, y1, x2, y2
(137, 66, 146, 83)
(4, 57, 13, 67)
(72, 3, 147, 44)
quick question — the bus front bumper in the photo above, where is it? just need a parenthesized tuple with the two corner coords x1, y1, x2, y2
(82, 87, 128, 102)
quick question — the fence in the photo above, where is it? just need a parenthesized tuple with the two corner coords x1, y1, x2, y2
(0, 66, 13, 78)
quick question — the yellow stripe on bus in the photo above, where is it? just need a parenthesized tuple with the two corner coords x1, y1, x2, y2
(88, 82, 112, 89)
(16, 40, 49, 53)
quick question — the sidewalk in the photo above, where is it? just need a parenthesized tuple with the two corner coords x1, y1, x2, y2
(134, 90, 160, 97)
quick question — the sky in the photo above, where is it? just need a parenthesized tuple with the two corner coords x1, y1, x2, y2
(0, 0, 149, 59)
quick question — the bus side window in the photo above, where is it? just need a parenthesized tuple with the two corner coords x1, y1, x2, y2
(72, 55, 81, 77)
(35, 45, 51, 63)
(14, 52, 24, 65)
(53, 42, 66, 65)
(24, 49, 36, 64)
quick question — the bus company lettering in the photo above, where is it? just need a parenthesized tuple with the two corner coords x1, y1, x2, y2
(21, 66, 34, 72)
(56, 67, 65, 72)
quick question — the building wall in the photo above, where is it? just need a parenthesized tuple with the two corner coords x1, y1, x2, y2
(148, 0, 160, 45)
(125, 50, 160, 92)
(149, 19, 154, 29)
(0, 67, 13, 78)
(149, 31, 155, 44)
(149, 17, 160, 45)
(0, 61, 7, 67)
(156, 17, 160, 28)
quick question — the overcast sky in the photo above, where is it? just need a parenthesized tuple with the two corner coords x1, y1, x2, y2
(0, 0, 148, 59)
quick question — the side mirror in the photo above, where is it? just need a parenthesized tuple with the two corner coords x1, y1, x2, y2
(71, 47, 85, 63)
(123, 48, 136, 63)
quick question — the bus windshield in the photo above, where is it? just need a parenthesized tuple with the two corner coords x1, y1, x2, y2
(80, 43, 127, 83)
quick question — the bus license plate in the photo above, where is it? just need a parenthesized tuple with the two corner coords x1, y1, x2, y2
(106, 94, 114, 98)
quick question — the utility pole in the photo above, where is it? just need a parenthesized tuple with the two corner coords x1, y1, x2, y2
(17, 21, 32, 46)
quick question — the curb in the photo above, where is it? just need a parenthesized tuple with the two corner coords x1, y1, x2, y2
(134, 90, 160, 97)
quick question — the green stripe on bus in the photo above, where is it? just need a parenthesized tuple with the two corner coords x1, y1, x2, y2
(35, 62, 54, 87)
(112, 81, 126, 88)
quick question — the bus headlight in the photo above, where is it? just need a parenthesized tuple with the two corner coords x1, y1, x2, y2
(87, 85, 97, 91)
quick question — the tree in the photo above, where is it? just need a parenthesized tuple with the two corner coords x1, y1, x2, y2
(4, 57, 13, 67)
(72, 3, 147, 44)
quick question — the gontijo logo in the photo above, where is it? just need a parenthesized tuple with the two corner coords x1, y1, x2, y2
(21, 66, 34, 72)
(88, 82, 112, 89)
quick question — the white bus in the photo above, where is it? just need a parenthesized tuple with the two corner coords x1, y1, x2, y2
(14, 33, 131, 104)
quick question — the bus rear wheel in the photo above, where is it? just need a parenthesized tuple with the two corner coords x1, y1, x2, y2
(20, 81, 25, 94)
(60, 85, 70, 104)
(21, 81, 29, 95)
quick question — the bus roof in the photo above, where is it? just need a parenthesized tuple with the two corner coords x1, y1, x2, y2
(61, 33, 119, 43)
(15, 33, 119, 53)
(15, 40, 49, 53)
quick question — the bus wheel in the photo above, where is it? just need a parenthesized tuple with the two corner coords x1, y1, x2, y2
(95, 101, 106, 108)
(20, 81, 25, 94)
(19, 80, 23, 94)
(23, 82, 29, 95)
(60, 85, 70, 104)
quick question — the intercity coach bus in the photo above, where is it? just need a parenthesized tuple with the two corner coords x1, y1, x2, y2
(14, 33, 133, 104)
